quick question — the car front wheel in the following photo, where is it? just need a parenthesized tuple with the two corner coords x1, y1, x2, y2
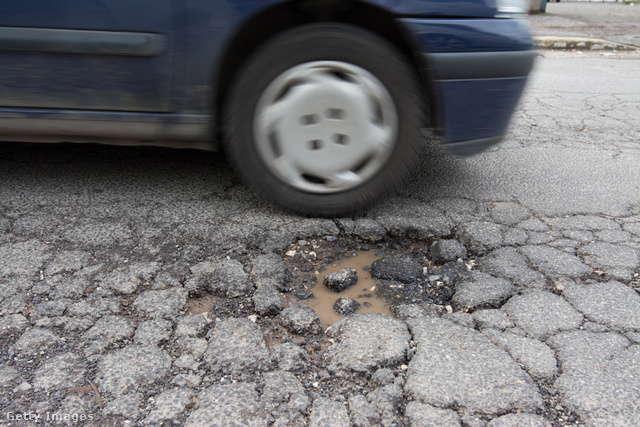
(224, 23, 422, 216)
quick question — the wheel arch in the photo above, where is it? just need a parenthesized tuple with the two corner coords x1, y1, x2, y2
(214, 0, 438, 134)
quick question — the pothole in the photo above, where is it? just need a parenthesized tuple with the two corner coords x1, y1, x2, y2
(303, 251, 391, 328)
(284, 238, 465, 328)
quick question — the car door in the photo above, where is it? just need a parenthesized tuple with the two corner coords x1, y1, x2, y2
(0, 0, 173, 112)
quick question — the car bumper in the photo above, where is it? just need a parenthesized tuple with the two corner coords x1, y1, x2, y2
(427, 56, 534, 155)
(399, 18, 536, 155)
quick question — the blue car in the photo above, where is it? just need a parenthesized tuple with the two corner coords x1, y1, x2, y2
(0, 0, 534, 216)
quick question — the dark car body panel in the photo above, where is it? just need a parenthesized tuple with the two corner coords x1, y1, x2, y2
(0, 0, 175, 112)
(0, 0, 534, 154)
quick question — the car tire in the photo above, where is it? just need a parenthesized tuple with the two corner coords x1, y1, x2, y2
(224, 23, 422, 216)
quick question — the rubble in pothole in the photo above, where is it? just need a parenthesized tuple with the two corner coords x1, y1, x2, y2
(281, 236, 477, 328)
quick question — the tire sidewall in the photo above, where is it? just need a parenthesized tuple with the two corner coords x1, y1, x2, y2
(224, 23, 421, 216)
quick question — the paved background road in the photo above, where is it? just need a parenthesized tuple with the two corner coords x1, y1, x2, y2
(530, 1, 640, 48)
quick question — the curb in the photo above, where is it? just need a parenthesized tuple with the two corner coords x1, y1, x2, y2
(534, 36, 638, 51)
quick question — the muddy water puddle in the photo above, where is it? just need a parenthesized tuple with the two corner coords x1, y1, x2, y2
(303, 250, 392, 328)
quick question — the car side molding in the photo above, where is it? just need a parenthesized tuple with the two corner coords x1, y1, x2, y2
(0, 27, 166, 57)
(426, 50, 536, 80)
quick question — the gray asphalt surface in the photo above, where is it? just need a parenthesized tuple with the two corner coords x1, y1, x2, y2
(1, 5, 640, 425)
(1, 53, 638, 426)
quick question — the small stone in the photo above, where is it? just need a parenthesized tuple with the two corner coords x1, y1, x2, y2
(353, 219, 386, 242)
(13, 382, 32, 393)
(253, 283, 284, 316)
(370, 254, 422, 284)
(270, 343, 309, 372)
(430, 239, 467, 263)
(280, 304, 323, 334)
(324, 268, 358, 293)
(334, 297, 360, 316)
(187, 259, 253, 298)
(251, 253, 289, 291)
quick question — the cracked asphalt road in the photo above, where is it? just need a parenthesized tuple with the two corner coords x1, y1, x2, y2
(1, 55, 639, 426)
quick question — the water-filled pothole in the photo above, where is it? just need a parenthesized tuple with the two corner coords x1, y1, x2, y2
(284, 237, 464, 328)
(303, 251, 391, 328)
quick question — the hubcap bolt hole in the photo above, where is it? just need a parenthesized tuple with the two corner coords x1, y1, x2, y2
(326, 108, 345, 120)
(300, 114, 319, 126)
(308, 139, 324, 150)
(333, 134, 349, 145)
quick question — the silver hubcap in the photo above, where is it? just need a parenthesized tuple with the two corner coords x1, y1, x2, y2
(254, 61, 398, 194)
